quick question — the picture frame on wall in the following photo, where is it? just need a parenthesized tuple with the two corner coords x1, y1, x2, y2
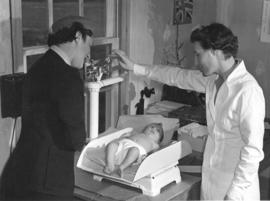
(173, 0, 193, 25)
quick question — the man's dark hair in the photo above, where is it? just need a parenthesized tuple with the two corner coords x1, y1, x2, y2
(47, 22, 93, 47)
(190, 23, 238, 59)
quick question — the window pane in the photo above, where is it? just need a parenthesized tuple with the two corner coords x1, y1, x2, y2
(91, 44, 111, 60)
(53, 0, 79, 22)
(26, 53, 44, 71)
(84, 0, 106, 37)
(22, 0, 48, 47)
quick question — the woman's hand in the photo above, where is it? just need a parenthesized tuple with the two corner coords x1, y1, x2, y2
(113, 50, 135, 71)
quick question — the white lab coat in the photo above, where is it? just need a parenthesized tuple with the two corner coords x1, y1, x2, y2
(134, 60, 265, 200)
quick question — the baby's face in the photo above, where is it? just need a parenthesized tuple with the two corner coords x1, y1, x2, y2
(144, 124, 163, 143)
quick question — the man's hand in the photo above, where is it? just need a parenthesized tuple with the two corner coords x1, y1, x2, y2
(113, 50, 135, 71)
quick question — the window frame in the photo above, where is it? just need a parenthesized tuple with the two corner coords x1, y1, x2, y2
(14, 0, 119, 73)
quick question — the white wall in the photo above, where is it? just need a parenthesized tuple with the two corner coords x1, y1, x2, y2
(124, 0, 270, 119)
(124, 0, 216, 114)
(216, 0, 270, 118)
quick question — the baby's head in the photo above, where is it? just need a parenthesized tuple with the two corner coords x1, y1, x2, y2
(143, 123, 164, 143)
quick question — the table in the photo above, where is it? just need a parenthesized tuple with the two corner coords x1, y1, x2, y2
(74, 165, 201, 201)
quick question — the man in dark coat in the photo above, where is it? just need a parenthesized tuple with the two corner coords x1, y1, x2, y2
(0, 16, 93, 200)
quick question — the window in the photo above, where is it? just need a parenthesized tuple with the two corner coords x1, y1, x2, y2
(12, 0, 120, 140)
(22, 0, 48, 47)
(53, 0, 79, 23)
(20, 0, 118, 72)
(84, 0, 106, 37)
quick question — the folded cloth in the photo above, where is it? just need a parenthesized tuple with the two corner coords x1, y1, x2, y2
(178, 122, 208, 138)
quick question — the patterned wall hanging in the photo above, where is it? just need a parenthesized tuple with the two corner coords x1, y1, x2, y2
(173, 0, 193, 25)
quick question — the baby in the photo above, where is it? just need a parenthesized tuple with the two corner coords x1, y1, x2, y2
(104, 123, 164, 177)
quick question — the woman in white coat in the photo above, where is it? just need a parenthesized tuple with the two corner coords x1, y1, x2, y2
(114, 23, 265, 200)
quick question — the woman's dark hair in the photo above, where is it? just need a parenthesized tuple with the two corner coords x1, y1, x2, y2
(47, 22, 93, 46)
(190, 23, 238, 59)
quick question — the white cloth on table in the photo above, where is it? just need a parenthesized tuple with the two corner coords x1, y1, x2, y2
(178, 122, 208, 138)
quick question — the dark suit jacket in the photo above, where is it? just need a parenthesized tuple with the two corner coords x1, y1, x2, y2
(0, 50, 86, 199)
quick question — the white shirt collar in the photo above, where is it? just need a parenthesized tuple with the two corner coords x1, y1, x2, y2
(50, 45, 71, 66)
(226, 59, 246, 83)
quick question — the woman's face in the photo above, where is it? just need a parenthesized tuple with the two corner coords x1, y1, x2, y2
(193, 41, 218, 76)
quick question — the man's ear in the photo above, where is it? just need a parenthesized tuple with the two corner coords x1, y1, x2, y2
(75, 31, 83, 42)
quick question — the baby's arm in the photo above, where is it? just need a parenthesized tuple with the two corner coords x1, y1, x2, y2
(146, 142, 160, 155)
